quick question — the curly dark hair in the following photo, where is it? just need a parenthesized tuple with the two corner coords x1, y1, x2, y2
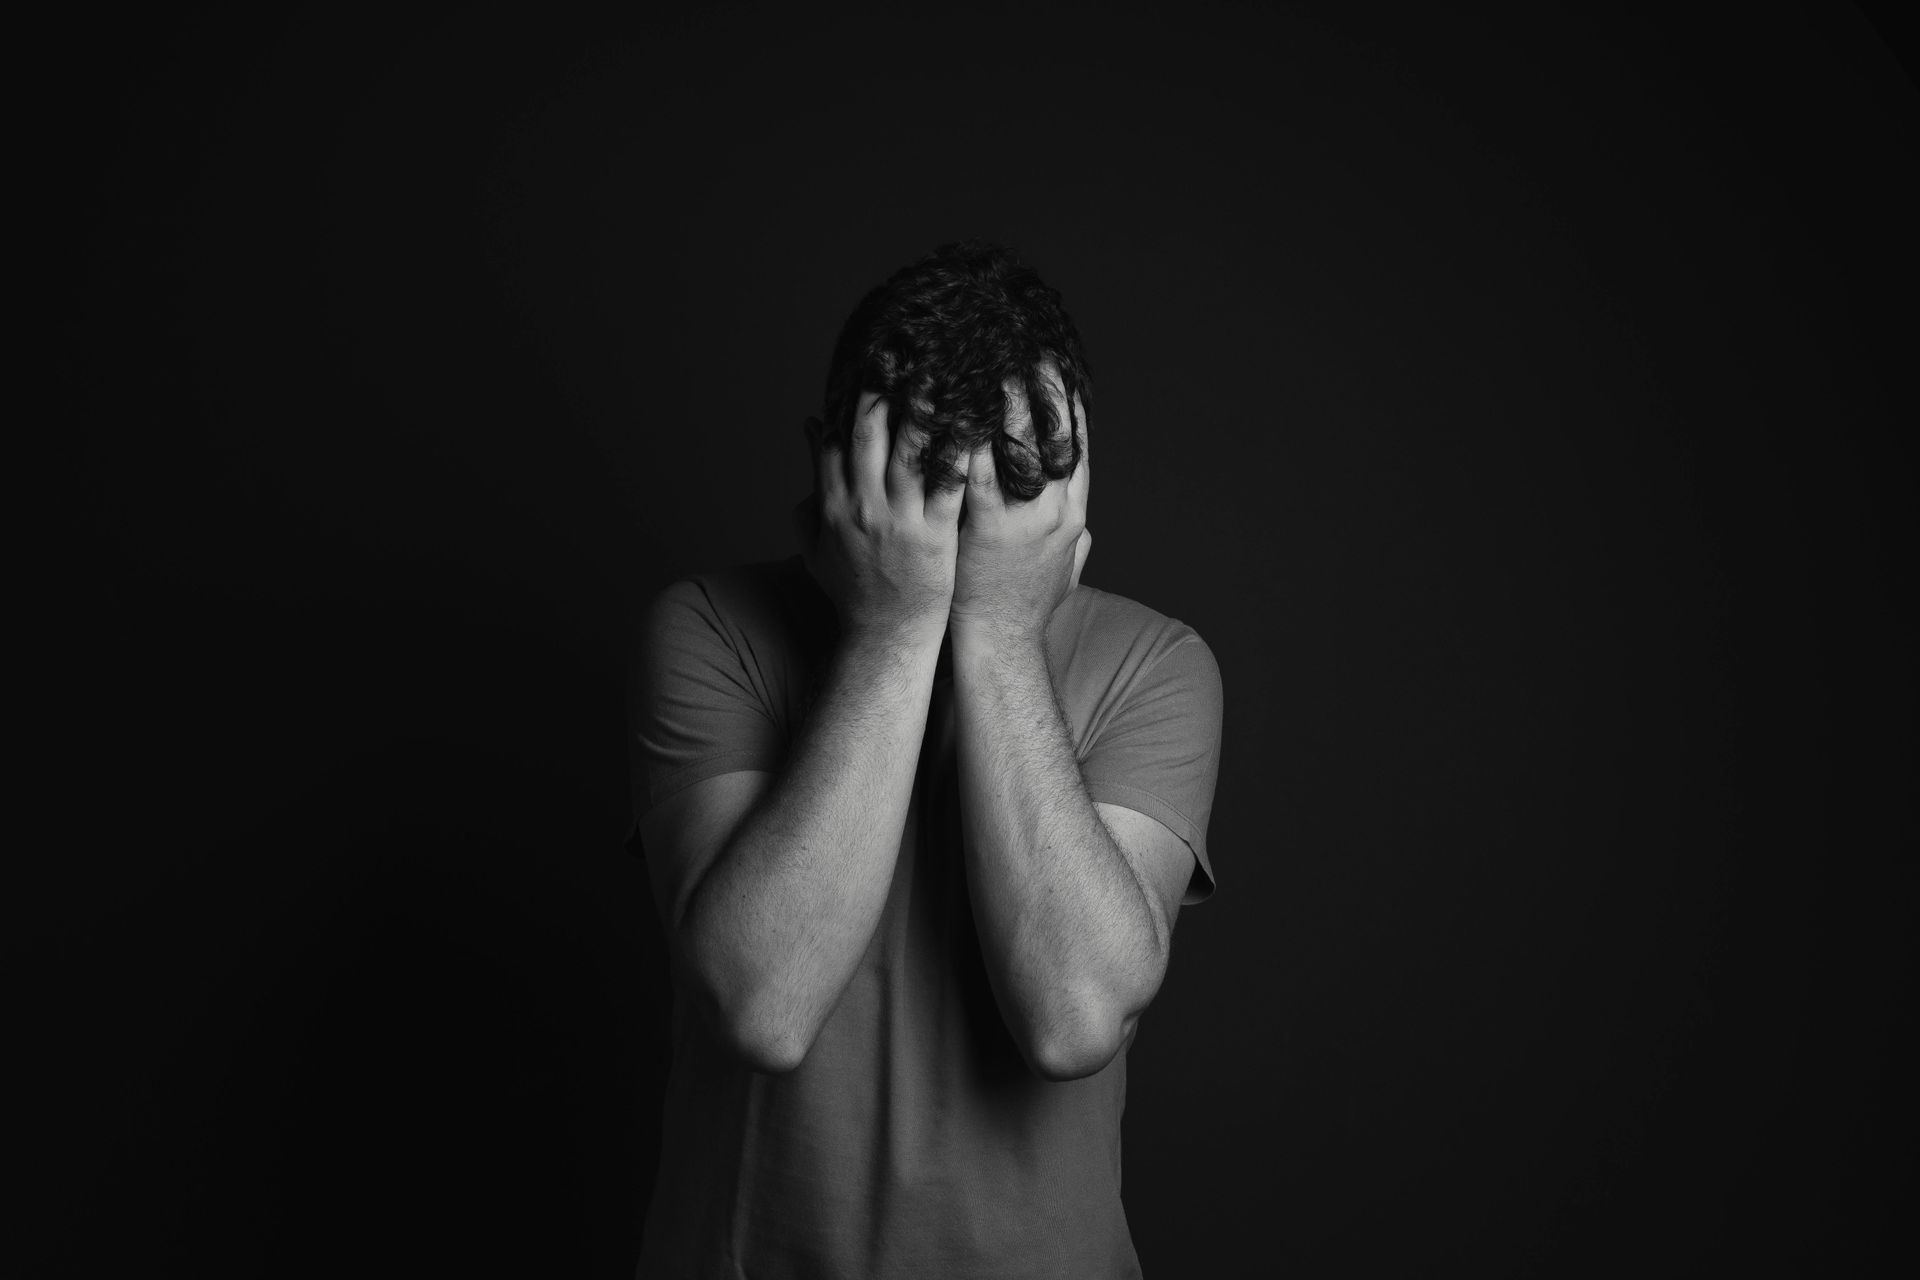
(819, 239, 1091, 502)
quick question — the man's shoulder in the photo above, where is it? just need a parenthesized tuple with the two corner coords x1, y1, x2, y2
(638, 556, 837, 684)
(1055, 582, 1205, 650)
(648, 555, 819, 629)
(655, 553, 806, 601)
(1049, 583, 1214, 684)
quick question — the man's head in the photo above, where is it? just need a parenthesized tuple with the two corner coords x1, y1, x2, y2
(818, 239, 1091, 502)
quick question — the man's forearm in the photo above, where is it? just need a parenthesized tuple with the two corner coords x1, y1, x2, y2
(950, 624, 1170, 1080)
(680, 619, 943, 1070)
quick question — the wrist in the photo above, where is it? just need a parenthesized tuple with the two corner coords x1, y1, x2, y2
(948, 614, 1048, 661)
(842, 610, 949, 656)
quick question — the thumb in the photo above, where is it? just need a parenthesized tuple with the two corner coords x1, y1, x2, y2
(1070, 527, 1092, 591)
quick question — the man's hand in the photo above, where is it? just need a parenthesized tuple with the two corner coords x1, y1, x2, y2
(950, 391, 1091, 645)
(799, 392, 966, 640)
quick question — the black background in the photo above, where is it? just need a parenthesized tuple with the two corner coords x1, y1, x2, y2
(31, 2, 1915, 1276)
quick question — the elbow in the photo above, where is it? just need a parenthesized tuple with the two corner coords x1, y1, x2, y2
(689, 966, 818, 1075)
(718, 1014, 811, 1075)
(677, 917, 819, 1075)
(1024, 1004, 1137, 1083)
(1022, 963, 1163, 1082)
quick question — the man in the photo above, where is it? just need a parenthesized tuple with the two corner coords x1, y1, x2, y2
(627, 240, 1224, 1277)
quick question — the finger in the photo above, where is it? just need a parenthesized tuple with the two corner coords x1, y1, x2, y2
(886, 401, 926, 510)
(1065, 391, 1090, 519)
(807, 416, 847, 511)
(924, 453, 966, 527)
(965, 442, 1005, 518)
(849, 393, 890, 504)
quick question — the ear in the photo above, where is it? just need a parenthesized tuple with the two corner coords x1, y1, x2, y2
(1070, 527, 1092, 590)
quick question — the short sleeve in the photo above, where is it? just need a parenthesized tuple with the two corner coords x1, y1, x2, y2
(627, 577, 788, 831)
(1080, 632, 1225, 905)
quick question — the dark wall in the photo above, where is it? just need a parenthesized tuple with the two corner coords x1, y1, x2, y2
(34, 3, 1913, 1275)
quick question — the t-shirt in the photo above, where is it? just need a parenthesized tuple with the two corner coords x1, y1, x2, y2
(627, 554, 1224, 1279)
